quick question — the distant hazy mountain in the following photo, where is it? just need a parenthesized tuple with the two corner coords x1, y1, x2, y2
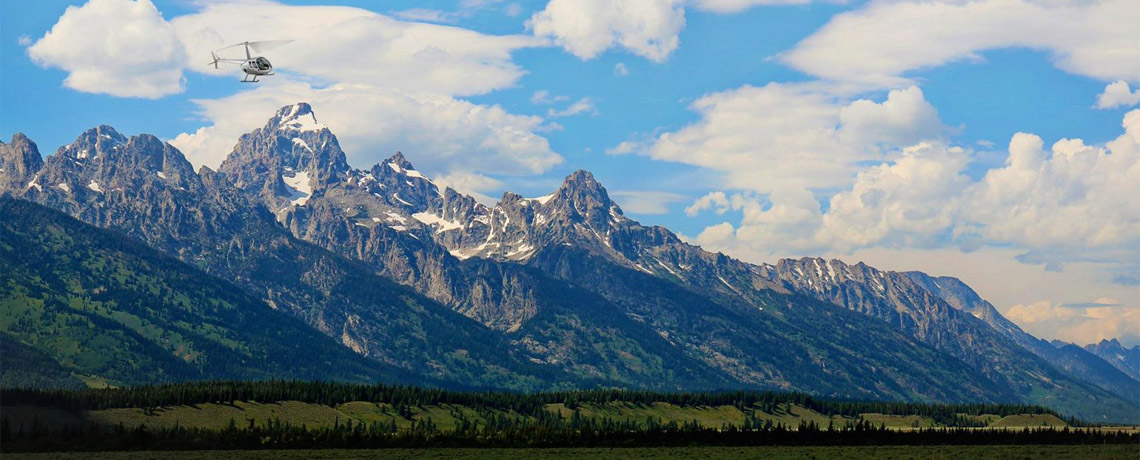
(2, 102, 1136, 423)
(1085, 339, 1140, 382)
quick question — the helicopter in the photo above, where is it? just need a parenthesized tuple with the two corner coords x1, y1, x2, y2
(209, 40, 292, 82)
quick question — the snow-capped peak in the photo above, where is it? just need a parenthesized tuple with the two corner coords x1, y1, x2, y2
(382, 152, 428, 180)
(275, 103, 326, 133)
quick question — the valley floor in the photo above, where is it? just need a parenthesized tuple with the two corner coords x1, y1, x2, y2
(5, 445, 1138, 460)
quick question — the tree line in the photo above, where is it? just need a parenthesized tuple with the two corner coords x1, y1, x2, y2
(4, 411, 1133, 452)
(0, 379, 1069, 425)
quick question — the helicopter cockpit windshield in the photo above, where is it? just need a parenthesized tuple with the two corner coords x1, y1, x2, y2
(254, 57, 272, 71)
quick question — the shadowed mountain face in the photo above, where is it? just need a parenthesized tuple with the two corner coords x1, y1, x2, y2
(2, 103, 1136, 423)
(901, 272, 1140, 407)
(0, 197, 397, 387)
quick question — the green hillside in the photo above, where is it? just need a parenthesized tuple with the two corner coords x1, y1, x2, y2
(0, 198, 397, 387)
(0, 333, 84, 389)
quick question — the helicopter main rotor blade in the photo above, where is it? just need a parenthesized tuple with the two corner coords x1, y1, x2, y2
(213, 42, 249, 52)
(247, 40, 293, 53)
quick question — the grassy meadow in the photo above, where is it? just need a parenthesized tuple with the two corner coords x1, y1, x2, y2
(2, 400, 1083, 434)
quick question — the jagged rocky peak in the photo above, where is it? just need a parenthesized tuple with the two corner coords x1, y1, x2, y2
(0, 133, 44, 191)
(776, 257, 861, 283)
(219, 103, 351, 210)
(556, 170, 613, 205)
(60, 125, 127, 161)
(529, 169, 626, 229)
(81, 131, 196, 180)
(375, 151, 434, 188)
(268, 102, 325, 133)
(362, 151, 442, 210)
(225, 102, 346, 170)
(385, 151, 415, 172)
(4, 126, 202, 202)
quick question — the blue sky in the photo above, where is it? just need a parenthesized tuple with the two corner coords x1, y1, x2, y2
(2, 0, 1138, 346)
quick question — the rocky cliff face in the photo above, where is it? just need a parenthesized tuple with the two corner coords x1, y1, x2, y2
(0, 133, 44, 192)
(219, 103, 348, 218)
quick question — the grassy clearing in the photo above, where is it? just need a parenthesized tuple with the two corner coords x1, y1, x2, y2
(990, 414, 1068, 427)
(4, 445, 1138, 460)
(545, 402, 757, 428)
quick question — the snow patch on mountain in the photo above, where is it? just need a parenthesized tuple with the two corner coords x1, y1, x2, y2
(292, 138, 313, 152)
(412, 212, 463, 232)
(283, 171, 311, 206)
(385, 211, 407, 224)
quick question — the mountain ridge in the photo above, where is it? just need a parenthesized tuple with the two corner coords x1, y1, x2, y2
(3, 102, 1136, 423)
(210, 103, 1136, 420)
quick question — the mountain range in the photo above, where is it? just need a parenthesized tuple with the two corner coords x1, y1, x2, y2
(2, 103, 1136, 422)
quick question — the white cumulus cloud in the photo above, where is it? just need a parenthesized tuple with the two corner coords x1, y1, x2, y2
(621, 83, 945, 192)
(1095, 81, 1140, 109)
(959, 111, 1140, 269)
(28, 0, 546, 99)
(527, 0, 828, 62)
(528, 0, 686, 62)
(818, 142, 971, 251)
(781, 0, 1140, 88)
(172, 1, 543, 97)
(27, 0, 186, 98)
(684, 110, 1140, 287)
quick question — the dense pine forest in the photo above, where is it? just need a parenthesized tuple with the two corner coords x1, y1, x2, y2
(4, 381, 1135, 452)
